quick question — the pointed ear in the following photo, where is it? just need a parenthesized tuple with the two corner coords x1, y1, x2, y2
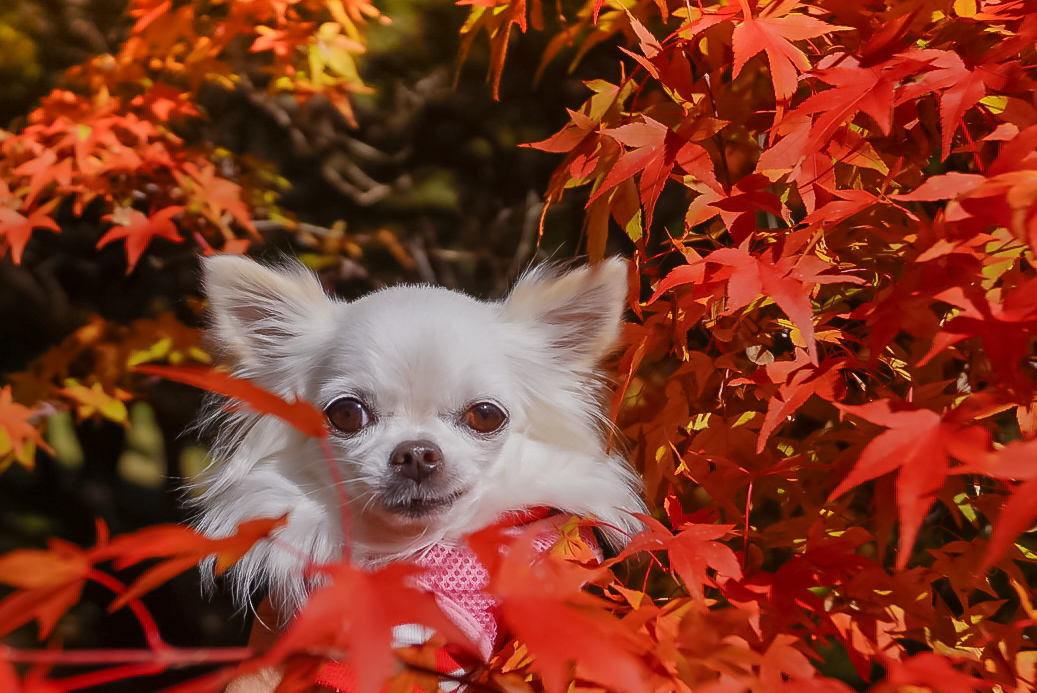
(502, 258, 629, 368)
(202, 255, 333, 373)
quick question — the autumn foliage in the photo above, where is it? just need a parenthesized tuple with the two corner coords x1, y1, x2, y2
(2, 0, 1037, 691)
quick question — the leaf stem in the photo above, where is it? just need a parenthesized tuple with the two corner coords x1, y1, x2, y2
(1, 645, 252, 665)
(86, 569, 165, 651)
(320, 436, 354, 556)
(47, 662, 166, 692)
(743, 478, 753, 569)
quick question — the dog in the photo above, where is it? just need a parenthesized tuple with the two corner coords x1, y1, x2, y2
(192, 255, 646, 689)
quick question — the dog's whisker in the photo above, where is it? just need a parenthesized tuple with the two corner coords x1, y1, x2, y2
(359, 492, 382, 516)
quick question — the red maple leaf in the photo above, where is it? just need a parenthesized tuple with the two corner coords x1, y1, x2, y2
(892, 171, 985, 202)
(0, 385, 52, 472)
(759, 634, 828, 690)
(97, 206, 185, 274)
(697, 173, 784, 242)
(612, 514, 742, 602)
(102, 516, 287, 608)
(898, 50, 1008, 160)
(650, 246, 864, 365)
(470, 524, 655, 693)
(878, 654, 978, 693)
(754, 355, 851, 453)
(132, 364, 327, 438)
(788, 52, 934, 163)
(0, 660, 20, 692)
(730, 1, 849, 102)
(262, 561, 472, 693)
(918, 283, 1037, 397)
(799, 188, 886, 227)
(685, 1, 847, 103)
(757, 113, 837, 213)
(590, 116, 723, 231)
(977, 467, 1037, 576)
(954, 167, 1037, 251)
(0, 538, 92, 638)
(702, 244, 863, 364)
(829, 399, 992, 570)
(725, 525, 873, 638)
(0, 207, 60, 264)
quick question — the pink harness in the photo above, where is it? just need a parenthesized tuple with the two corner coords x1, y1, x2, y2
(314, 509, 600, 692)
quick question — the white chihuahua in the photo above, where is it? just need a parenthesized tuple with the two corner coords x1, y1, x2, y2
(192, 255, 646, 629)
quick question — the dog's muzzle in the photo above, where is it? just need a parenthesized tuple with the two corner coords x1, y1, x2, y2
(380, 439, 467, 518)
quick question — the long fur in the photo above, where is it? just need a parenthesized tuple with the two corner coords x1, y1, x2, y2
(191, 256, 646, 619)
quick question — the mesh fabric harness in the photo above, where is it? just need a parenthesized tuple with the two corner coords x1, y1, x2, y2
(313, 508, 600, 692)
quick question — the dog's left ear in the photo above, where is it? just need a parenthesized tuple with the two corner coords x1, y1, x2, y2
(202, 255, 333, 377)
(503, 258, 629, 368)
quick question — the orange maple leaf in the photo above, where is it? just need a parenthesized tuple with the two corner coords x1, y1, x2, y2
(97, 206, 185, 274)
(881, 653, 978, 693)
(52, 116, 125, 174)
(0, 385, 52, 472)
(0, 207, 61, 264)
(456, 0, 538, 100)
(103, 516, 287, 609)
(175, 162, 256, 235)
(12, 150, 74, 208)
(0, 539, 92, 638)
(58, 380, 133, 424)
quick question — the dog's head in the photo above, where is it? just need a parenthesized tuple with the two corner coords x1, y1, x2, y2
(195, 256, 645, 612)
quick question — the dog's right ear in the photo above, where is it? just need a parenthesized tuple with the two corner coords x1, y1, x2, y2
(202, 255, 333, 375)
(503, 258, 629, 370)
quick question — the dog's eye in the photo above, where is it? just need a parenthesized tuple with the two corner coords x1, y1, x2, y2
(462, 402, 507, 434)
(325, 397, 373, 434)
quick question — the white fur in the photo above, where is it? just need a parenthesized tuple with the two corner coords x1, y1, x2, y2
(192, 255, 646, 619)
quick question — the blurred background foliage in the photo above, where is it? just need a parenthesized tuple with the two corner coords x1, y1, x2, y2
(0, 0, 624, 683)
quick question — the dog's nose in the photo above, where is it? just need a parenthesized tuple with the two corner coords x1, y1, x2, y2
(389, 440, 443, 483)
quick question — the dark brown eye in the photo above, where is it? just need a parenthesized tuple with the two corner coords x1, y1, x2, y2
(325, 397, 373, 434)
(462, 402, 507, 434)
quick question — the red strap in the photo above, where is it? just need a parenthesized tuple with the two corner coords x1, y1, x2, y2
(314, 649, 463, 692)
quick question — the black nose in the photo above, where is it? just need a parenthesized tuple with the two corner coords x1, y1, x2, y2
(389, 440, 443, 483)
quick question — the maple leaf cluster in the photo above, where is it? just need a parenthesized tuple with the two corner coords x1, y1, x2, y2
(2, 0, 1037, 691)
(0, 0, 386, 269)
(0, 313, 209, 473)
(455, 0, 1037, 691)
